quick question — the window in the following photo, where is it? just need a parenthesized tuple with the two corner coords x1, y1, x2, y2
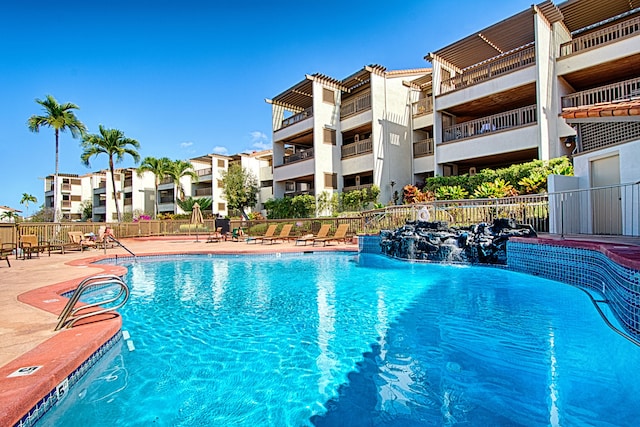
(261, 180, 273, 188)
(217, 159, 225, 168)
(323, 128, 336, 145)
(217, 180, 224, 188)
(324, 173, 337, 189)
(217, 203, 225, 211)
(323, 88, 335, 105)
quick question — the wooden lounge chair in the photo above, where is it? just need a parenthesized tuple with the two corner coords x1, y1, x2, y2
(206, 227, 224, 243)
(1, 239, 15, 267)
(262, 224, 293, 245)
(68, 231, 97, 251)
(295, 224, 331, 246)
(246, 224, 278, 244)
(19, 234, 51, 259)
(312, 224, 350, 246)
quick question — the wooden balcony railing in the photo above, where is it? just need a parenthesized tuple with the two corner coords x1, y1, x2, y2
(562, 76, 640, 108)
(340, 92, 371, 119)
(195, 187, 212, 196)
(60, 184, 72, 192)
(440, 44, 536, 95)
(412, 97, 433, 116)
(413, 138, 434, 157)
(196, 168, 212, 176)
(560, 15, 640, 57)
(281, 107, 313, 129)
(442, 104, 537, 143)
(124, 179, 133, 187)
(283, 148, 314, 165)
(341, 138, 373, 159)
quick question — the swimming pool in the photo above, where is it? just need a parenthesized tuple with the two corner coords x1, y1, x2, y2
(39, 252, 640, 426)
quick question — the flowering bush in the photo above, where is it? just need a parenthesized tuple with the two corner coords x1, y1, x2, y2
(133, 214, 151, 223)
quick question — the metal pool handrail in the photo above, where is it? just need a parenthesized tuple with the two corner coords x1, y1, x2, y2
(55, 274, 130, 331)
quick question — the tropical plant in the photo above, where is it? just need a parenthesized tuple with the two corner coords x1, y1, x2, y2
(78, 200, 93, 221)
(168, 160, 198, 202)
(472, 178, 518, 199)
(0, 211, 19, 222)
(220, 164, 258, 220)
(27, 95, 86, 221)
(81, 125, 141, 222)
(435, 185, 469, 200)
(518, 171, 547, 194)
(177, 197, 212, 212)
(137, 156, 173, 219)
(20, 193, 37, 218)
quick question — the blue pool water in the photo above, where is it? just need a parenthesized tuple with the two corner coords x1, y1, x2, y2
(40, 252, 640, 426)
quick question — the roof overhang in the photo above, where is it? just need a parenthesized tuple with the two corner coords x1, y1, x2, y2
(558, 0, 640, 34)
(561, 99, 640, 120)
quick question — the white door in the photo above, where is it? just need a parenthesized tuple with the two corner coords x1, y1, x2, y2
(590, 155, 621, 235)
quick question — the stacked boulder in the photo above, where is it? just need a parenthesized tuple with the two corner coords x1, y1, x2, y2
(379, 218, 537, 264)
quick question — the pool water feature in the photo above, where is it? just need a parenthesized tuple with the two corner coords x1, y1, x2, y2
(39, 253, 640, 426)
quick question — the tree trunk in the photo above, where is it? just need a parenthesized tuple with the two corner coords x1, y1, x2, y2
(109, 157, 121, 222)
(53, 129, 59, 222)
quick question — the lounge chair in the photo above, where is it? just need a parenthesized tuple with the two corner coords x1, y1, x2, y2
(295, 224, 331, 246)
(262, 224, 293, 245)
(68, 231, 97, 251)
(206, 227, 224, 243)
(312, 224, 350, 246)
(95, 226, 116, 249)
(19, 234, 51, 259)
(1, 239, 15, 267)
(246, 224, 278, 244)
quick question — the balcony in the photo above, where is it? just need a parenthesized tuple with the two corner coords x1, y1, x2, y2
(124, 178, 133, 187)
(341, 138, 372, 159)
(60, 183, 72, 192)
(340, 92, 371, 119)
(442, 105, 537, 143)
(281, 107, 313, 129)
(560, 15, 640, 57)
(196, 168, 212, 177)
(412, 97, 433, 117)
(61, 201, 72, 208)
(195, 187, 212, 196)
(562, 76, 640, 108)
(413, 138, 434, 158)
(440, 44, 535, 95)
(283, 148, 314, 165)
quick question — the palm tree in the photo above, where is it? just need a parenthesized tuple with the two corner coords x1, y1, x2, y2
(20, 193, 37, 219)
(27, 95, 86, 222)
(137, 156, 172, 219)
(168, 160, 199, 204)
(81, 125, 141, 222)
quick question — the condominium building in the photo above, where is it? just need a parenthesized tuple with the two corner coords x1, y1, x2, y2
(44, 173, 93, 221)
(267, 66, 431, 210)
(229, 150, 274, 216)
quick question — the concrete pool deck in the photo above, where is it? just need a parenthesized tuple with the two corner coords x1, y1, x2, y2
(0, 233, 638, 425)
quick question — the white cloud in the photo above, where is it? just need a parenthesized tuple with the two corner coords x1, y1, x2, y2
(180, 141, 193, 148)
(213, 146, 228, 155)
(249, 131, 270, 151)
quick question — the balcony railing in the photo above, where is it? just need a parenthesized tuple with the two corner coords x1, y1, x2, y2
(559, 15, 640, 57)
(342, 183, 373, 193)
(440, 44, 536, 95)
(413, 138, 434, 157)
(281, 107, 313, 129)
(442, 104, 537, 143)
(412, 97, 433, 116)
(341, 138, 373, 159)
(195, 187, 212, 196)
(562, 76, 640, 108)
(340, 92, 371, 119)
(283, 148, 314, 165)
(124, 179, 133, 187)
(196, 168, 212, 176)
(97, 181, 107, 189)
(61, 183, 72, 192)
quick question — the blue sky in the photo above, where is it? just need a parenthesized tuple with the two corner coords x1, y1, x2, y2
(1, 0, 534, 213)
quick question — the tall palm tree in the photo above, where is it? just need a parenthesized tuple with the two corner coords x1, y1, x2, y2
(168, 160, 199, 204)
(27, 95, 86, 222)
(20, 193, 37, 219)
(137, 156, 172, 219)
(81, 125, 141, 222)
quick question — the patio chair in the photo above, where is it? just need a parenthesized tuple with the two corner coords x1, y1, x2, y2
(261, 224, 293, 245)
(68, 231, 97, 251)
(312, 224, 350, 247)
(246, 224, 278, 244)
(206, 227, 224, 243)
(1, 239, 15, 267)
(226, 227, 245, 242)
(19, 234, 51, 259)
(295, 224, 331, 246)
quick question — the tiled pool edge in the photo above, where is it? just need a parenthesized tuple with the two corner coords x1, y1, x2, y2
(508, 238, 640, 338)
